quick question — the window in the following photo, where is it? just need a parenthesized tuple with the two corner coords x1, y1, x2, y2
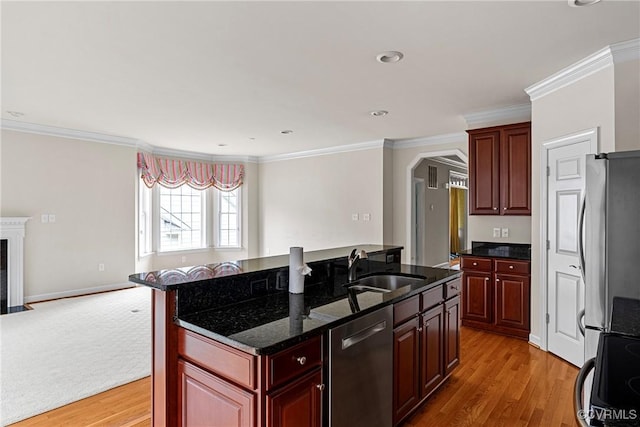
(159, 185, 206, 252)
(216, 188, 240, 248)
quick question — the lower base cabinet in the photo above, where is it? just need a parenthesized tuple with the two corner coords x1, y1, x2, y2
(393, 279, 461, 426)
(178, 360, 256, 427)
(267, 369, 322, 427)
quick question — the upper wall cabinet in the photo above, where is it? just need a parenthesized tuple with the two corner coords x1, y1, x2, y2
(467, 122, 531, 216)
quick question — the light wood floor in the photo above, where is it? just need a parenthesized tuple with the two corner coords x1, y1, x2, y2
(10, 327, 578, 427)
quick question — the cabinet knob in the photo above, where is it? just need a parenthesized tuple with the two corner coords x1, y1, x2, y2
(425, 321, 430, 327)
(473, 262, 478, 266)
(296, 356, 307, 365)
(496, 278, 500, 282)
(493, 207, 498, 210)
(417, 327, 423, 332)
(509, 265, 514, 269)
(503, 207, 507, 210)
(316, 384, 325, 391)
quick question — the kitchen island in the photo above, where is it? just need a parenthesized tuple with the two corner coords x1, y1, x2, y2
(130, 245, 461, 427)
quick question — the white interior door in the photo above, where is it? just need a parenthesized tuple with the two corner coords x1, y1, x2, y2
(546, 140, 591, 367)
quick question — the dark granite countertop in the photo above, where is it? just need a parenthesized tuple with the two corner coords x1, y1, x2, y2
(611, 297, 640, 337)
(129, 244, 402, 290)
(177, 264, 461, 355)
(458, 241, 531, 261)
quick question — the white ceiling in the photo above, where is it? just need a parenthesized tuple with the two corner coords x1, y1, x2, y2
(2, 1, 639, 157)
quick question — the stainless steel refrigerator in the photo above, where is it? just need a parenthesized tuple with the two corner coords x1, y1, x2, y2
(582, 149, 640, 353)
(576, 150, 640, 425)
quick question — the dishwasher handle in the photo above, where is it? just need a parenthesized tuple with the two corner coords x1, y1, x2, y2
(342, 320, 387, 350)
(574, 357, 595, 427)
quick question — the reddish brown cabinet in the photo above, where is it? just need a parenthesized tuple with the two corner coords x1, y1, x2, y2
(393, 279, 461, 426)
(461, 256, 530, 339)
(468, 122, 531, 216)
(178, 360, 255, 427)
(267, 369, 322, 427)
(177, 329, 324, 427)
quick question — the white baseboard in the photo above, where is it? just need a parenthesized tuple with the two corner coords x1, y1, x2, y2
(529, 333, 542, 349)
(24, 282, 137, 304)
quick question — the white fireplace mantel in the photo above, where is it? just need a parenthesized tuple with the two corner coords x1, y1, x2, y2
(1, 217, 30, 307)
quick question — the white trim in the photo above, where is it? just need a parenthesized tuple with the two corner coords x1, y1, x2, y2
(540, 127, 598, 353)
(392, 132, 466, 150)
(431, 156, 468, 170)
(1, 119, 141, 147)
(259, 139, 386, 163)
(405, 149, 468, 264)
(463, 104, 531, 129)
(525, 39, 640, 102)
(528, 334, 542, 348)
(1, 217, 30, 308)
(24, 283, 136, 304)
(1, 119, 259, 163)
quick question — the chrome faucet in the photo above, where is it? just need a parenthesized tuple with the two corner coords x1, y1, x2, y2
(348, 248, 368, 282)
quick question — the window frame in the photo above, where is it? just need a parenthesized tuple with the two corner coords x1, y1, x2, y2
(213, 187, 242, 249)
(156, 184, 207, 253)
(138, 182, 153, 257)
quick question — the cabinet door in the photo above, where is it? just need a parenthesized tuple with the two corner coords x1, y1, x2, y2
(444, 296, 461, 376)
(461, 272, 492, 323)
(495, 274, 530, 331)
(393, 317, 420, 425)
(500, 125, 531, 215)
(268, 368, 323, 427)
(420, 305, 444, 399)
(178, 360, 255, 427)
(468, 129, 500, 215)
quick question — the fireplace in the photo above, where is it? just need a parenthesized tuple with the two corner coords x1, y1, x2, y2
(0, 217, 29, 313)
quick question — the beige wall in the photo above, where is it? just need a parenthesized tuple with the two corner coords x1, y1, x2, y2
(614, 59, 640, 151)
(1, 130, 137, 301)
(258, 148, 384, 256)
(530, 67, 616, 342)
(0, 130, 258, 300)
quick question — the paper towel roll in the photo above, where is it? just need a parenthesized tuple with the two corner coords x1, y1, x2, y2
(289, 247, 305, 294)
(289, 293, 305, 335)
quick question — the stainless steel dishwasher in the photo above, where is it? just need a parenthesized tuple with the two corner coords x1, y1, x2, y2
(328, 305, 392, 427)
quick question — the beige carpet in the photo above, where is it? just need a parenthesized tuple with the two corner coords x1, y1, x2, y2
(0, 286, 151, 426)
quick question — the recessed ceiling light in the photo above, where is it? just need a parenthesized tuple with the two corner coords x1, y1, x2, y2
(218, 143, 227, 147)
(568, 0, 601, 6)
(6, 111, 24, 118)
(370, 110, 389, 117)
(280, 130, 293, 135)
(248, 137, 256, 141)
(376, 51, 404, 64)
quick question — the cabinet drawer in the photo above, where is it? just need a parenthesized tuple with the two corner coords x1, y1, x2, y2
(267, 335, 322, 390)
(445, 277, 462, 299)
(394, 295, 420, 327)
(178, 328, 256, 389)
(460, 257, 492, 272)
(421, 285, 443, 311)
(495, 259, 529, 275)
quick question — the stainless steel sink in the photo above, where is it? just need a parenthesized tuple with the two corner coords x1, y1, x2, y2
(353, 274, 425, 291)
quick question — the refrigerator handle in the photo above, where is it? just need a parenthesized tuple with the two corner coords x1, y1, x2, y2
(574, 357, 595, 427)
(578, 195, 586, 282)
(577, 309, 585, 336)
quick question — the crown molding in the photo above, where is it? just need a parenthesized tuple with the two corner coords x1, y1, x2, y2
(431, 156, 468, 170)
(259, 139, 386, 163)
(525, 38, 640, 102)
(1, 119, 259, 163)
(391, 132, 466, 150)
(463, 104, 531, 129)
(1, 119, 141, 147)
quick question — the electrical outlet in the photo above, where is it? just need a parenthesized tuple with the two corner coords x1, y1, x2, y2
(98, 263, 105, 272)
(362, 213, 371, 221)
(41, 214, 49, 223)
(48, 214, 56, 223)
(501, 228, 509, 238)
(352, 213, 359, 221)
(493, 228, 501, 238)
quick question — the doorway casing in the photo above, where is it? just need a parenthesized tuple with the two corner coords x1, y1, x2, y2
(405, 149, 468, 265)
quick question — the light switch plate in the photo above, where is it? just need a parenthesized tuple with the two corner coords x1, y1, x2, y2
(352, 213, 359, 221)
(41, 214, 49, 223)
(501, 228, 509, 238)
(362, 213, 371, 221)
(493, 228, 500, 238)
(48, 214, 56, 223)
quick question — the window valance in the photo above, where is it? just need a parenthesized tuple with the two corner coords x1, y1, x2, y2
(137, 152, 244, 191)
